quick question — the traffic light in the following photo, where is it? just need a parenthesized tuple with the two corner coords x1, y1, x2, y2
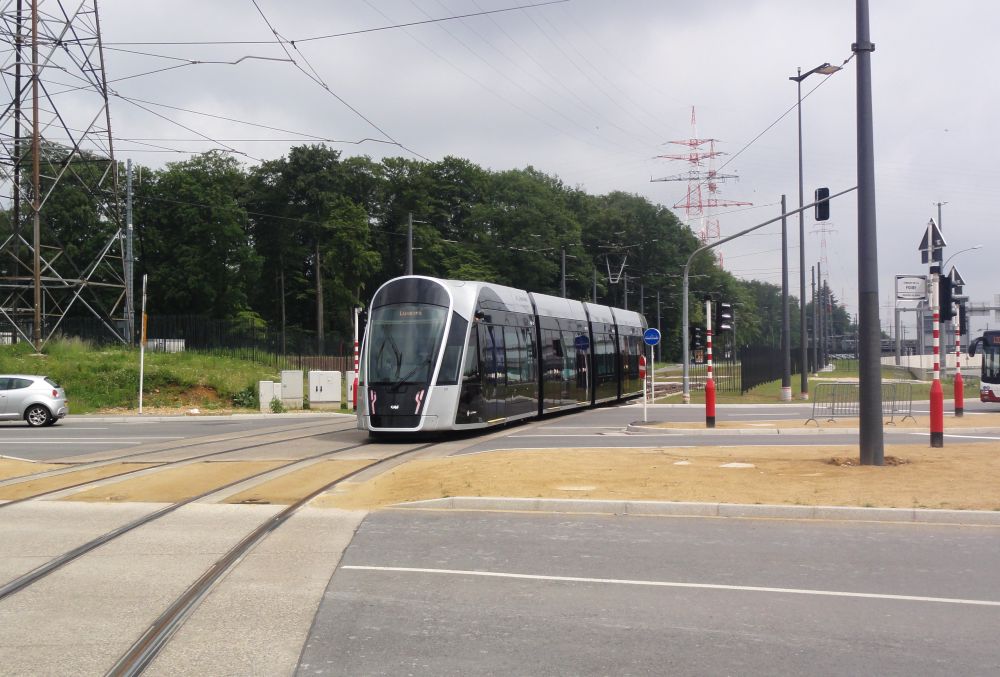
(715, 302, 733, 333)
(938, 274, 954, 322)
(958, 302, 968, 336)
(689, 325, 704, 349)
(814, 187, 830, 221)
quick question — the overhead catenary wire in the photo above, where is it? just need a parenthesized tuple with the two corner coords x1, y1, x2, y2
(100, 1, 571, 46)
(249, 0, 428, 162)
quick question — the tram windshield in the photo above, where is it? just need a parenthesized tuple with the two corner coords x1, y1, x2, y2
(367, 303, 447, 386)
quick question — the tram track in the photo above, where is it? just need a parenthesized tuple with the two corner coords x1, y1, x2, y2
(0, 418, 355, 489)
(0, 419, 358, 507)
(0, 432, 378, 603)
(104, 440, 436, 677)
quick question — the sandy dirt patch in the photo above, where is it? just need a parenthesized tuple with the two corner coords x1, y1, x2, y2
(313, 443, 1000, 512)
(224, 459, 372, 505)
(0, 458, 67, 481)
(68, 461, 284, 503)
(0, 463, 156, 501)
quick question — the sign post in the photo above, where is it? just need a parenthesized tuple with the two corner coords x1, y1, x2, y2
(639, 354, 647, 422)
(642, 328, 661, 423)
(920, 219, 946, 448)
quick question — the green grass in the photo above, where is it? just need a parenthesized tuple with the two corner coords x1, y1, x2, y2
(0, 338, 281, 413)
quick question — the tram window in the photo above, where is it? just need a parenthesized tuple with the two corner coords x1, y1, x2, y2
(504, 325, 522, 383)
(437, 314, 468, 386)
(522, 326, 537, 381)
(462, 326, 480, 381)
(483, 324, 506, 385)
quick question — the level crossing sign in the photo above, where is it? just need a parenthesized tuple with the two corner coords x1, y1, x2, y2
(643, 328, 661, 346)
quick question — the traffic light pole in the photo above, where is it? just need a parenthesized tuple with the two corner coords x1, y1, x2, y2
(681, 186, 857, 402)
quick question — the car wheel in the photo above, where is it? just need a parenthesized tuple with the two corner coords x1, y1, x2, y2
(25, 404, 52, 427)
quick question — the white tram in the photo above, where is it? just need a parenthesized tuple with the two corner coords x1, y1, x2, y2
(357, 276, 647, 434)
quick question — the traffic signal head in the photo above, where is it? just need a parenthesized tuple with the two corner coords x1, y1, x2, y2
(689, 325, 704, 349)
(938, 274, 954, 322)
(814, 187, 830, 221)
(958, 302, 968, 336)
(715, 302, 733, 332)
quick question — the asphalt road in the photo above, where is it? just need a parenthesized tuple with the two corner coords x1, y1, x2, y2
(3, 400, 998, 461)
(298, 509, 1000, 676)
(0, 414, 356, 462)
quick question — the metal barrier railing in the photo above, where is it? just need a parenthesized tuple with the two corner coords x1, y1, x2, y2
(806, 381, 916, 425)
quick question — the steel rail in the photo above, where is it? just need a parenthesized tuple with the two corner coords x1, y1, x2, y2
(0, 418, 353, 489)
(0, 420, 358, 510)
(105, 442, 435, 677)
(0, 434, 371, 602)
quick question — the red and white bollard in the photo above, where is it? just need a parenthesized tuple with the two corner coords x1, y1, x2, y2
(705, 300, 716, 429)
(954, 307, 963, 417)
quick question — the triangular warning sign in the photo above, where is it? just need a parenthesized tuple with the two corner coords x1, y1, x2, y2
(918, 218, 947, 264)
(949, 266, 966, 288)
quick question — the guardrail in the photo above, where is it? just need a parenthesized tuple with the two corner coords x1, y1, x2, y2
(806, 381, 916, 425)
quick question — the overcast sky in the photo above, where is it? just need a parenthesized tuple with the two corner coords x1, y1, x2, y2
(82, 0, 999, 336)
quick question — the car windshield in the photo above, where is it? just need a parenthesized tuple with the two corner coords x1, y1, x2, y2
(367, 303, 447, 386)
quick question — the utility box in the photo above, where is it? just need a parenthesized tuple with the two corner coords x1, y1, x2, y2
(346, 370, 357, 409)
(280, 370, 304, 409)
(308, 370, 342, 409)
(258, 380, 278, 413)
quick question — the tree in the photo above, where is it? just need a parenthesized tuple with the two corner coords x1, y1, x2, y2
(135, 151, 260, 317)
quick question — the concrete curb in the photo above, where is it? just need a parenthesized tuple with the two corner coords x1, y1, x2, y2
(393, 496, 1000, 526)
(624, 423, 1000, 436)
(64, 412, 357, 423)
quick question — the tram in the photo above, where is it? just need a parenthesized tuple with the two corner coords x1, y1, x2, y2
(357, 276, 647, 434)
(968, 330, 1000, 402)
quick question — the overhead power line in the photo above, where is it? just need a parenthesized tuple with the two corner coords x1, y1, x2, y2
(102, 0, 570, 46)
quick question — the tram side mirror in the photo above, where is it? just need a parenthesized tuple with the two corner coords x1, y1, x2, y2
(968, 337, 982, 357)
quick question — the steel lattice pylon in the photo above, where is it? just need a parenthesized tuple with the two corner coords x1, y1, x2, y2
(0, 0, 129, 349)
(650, 106, 751, 268)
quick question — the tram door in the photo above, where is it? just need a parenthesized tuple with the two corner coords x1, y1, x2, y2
(481, 323, 507, 421)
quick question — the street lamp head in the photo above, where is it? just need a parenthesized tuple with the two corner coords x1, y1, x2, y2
(790, 62, 842, 82)
(943, 244, 983, 269)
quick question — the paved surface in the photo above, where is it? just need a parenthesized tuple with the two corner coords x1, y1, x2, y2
(3, 402, 1000, 674)
(298, 509, 1000, 676)
(0, 413, 356, 461)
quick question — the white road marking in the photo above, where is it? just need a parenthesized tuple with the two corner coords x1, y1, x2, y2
(0, 454, 34, 461)
(343, 565, 1000, 607)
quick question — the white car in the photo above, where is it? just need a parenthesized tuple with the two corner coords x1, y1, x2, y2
(0, 375, 69, 426)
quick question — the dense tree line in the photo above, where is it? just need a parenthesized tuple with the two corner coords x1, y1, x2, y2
(2, 144, 854, 359)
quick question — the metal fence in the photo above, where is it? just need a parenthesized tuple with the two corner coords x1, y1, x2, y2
(806, 381, 916, 425)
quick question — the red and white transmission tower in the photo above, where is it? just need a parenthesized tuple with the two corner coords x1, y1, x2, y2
(650, 107, 751, 266)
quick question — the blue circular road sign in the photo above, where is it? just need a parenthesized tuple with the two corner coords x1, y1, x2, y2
(643, 328, 661, 346)
(574, 335, 590, 351)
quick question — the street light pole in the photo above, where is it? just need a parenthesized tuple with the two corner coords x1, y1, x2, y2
(406, 212, 413, 276)
(790, 61, 841, 398)
(856, 0, 883, 466)
(781, 195, 791, 401)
